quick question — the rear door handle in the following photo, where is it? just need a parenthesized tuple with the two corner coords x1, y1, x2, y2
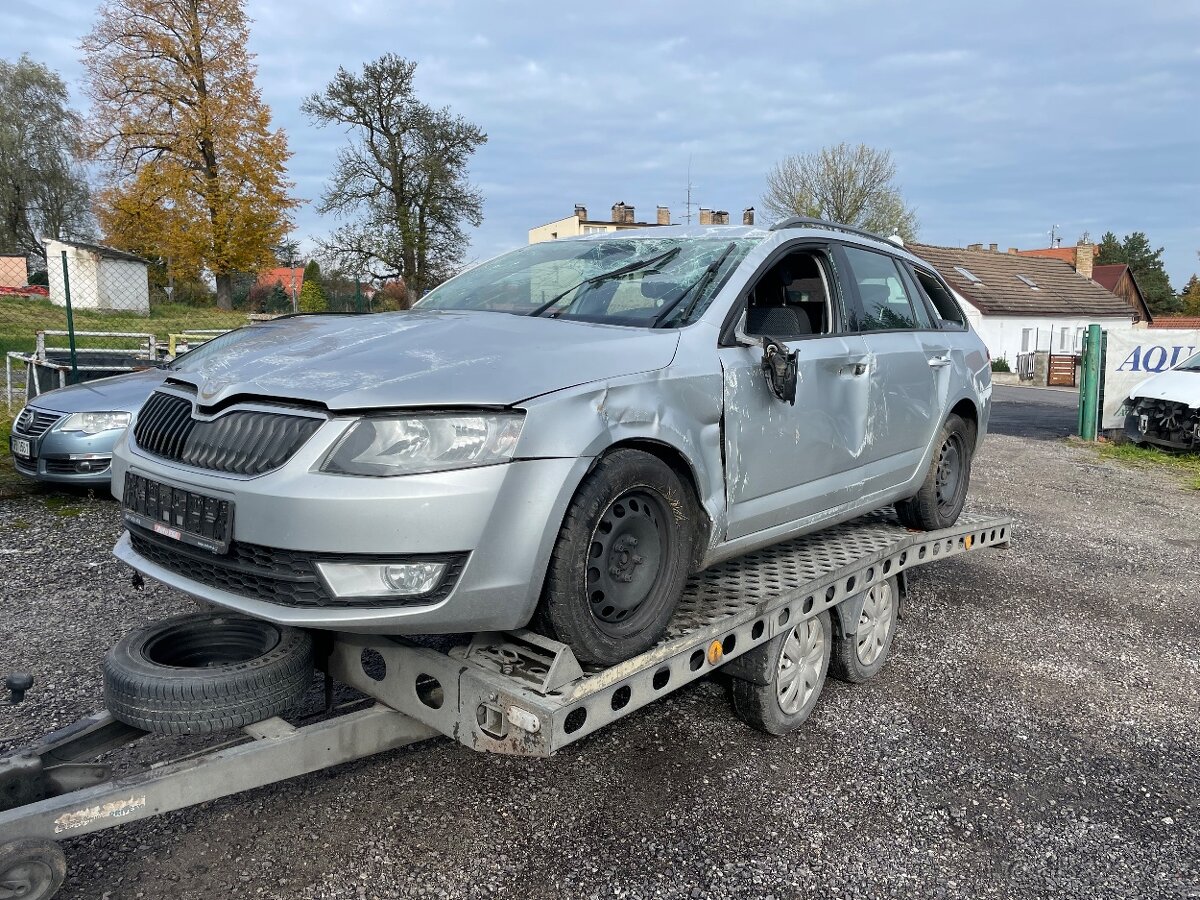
(927, 356, 952, 368)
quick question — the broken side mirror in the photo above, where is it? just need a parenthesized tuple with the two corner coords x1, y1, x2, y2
(760, 338, 798, 405)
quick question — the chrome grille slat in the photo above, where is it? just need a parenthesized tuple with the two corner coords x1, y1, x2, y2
(133, 391, 323, 476)
(14, 408, 65, 438)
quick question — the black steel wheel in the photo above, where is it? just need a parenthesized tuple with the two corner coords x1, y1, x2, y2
(0, 840, 66, 900)
(537, 450, 700, 666)
(104, 611, 315, 734)
(896, 413, 974, 531)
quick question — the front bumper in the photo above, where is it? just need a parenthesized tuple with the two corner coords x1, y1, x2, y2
(10, 423, 119, 486)
(111, 454, 589, 634)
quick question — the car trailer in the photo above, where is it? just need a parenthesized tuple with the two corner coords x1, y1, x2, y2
(0, 511, 1010, 898)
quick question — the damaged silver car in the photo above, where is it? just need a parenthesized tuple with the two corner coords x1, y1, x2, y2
(110, 218, 991, 665)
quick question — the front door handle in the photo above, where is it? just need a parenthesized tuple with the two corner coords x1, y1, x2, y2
(927, 356, 952, 368)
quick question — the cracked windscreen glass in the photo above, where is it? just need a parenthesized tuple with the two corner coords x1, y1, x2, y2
(415, 236, 760, 327)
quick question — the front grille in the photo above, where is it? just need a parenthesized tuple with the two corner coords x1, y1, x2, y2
(133, 391, 323, 476)
(128, 525, 467, 609)
(44, 457, 111, 475)
(14, 407, 64, 437)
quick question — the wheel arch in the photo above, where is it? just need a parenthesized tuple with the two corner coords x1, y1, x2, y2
(949, 397, 980, 446)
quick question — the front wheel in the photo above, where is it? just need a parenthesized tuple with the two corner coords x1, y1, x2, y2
(536, 450, 699, 667)
(895, 413, 974, 530)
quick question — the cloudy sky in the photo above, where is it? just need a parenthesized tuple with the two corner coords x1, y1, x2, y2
(2, 0, 1198, 284)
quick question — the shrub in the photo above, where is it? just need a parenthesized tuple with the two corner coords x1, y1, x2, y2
(298, 277, 328, 313)
(991, 356, 1011, 373)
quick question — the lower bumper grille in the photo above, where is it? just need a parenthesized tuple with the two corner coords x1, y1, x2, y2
(127, 525, 466, 609)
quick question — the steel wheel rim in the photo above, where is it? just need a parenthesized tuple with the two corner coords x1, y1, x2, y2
(776, 618, 825, 715)
(855, 582, 894, 666)
(0, 861, 54, 900)
(935, 433, 964, 515)
(586, 489, 668, 630)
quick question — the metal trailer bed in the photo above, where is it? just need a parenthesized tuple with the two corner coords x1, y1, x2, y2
(0, 511, 1011, 897)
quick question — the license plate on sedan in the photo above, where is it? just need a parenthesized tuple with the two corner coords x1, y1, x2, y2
(11, 437, 30, 458)
(123, 472, 233, 554)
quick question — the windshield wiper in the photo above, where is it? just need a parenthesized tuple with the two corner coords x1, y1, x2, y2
(528, 247, 681, 318)
(652, 242, 736, 328)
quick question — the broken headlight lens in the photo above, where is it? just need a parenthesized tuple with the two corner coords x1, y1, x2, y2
(59, 411, 132, 434)
(320, 413, 524, 476)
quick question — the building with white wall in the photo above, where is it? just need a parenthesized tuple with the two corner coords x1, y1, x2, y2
(910, 242, 1138, 367)
(44, 238, 150, 314)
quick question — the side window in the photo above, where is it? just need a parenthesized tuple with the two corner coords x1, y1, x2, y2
(842, 247, 920, 332)
(910, 266, 967, 329)
(744, 249, 834, 339)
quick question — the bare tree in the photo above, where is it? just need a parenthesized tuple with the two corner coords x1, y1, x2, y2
(761, 143, 918, 241)
(0, 55, 93, 265)
(303, 54, 486, 303)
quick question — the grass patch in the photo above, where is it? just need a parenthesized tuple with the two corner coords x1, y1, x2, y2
(0, 295, 249, 357)
(42, 494, 85, 516)
(1095, 441, 1200, 490)
(0, 411, 36, 500)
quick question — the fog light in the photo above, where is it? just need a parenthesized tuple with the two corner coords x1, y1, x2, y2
(315, 561, 447, 598)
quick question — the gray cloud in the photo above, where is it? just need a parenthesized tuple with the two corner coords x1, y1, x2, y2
(2, 0, 1196, 283)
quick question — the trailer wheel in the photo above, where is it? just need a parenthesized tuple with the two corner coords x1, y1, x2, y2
(895, 413, 973, 530)
(0, 839, 66, 900)
(104, 612, 315, 735)
(830, 577, 898, 683)
(730, 611, 831, 735)
(537, 450, 698, 667)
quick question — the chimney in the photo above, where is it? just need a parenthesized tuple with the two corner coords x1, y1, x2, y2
(574, 204, 587, 221)
(1007, 247, 1019, 254)
(988, 243, 998, 252)
(699, 208, 714, 226)
(624, 205, 636, 224)
(743, 207, 755, 226)
(611, 202, 625, 224)
(1074, 242, 1094, 280)
(656, 206, 670, 226)
(713, 210, 729, 225)
(967, 243, 983, 251)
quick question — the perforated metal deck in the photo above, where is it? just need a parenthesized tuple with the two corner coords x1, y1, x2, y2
(327, 510, 1011, 756)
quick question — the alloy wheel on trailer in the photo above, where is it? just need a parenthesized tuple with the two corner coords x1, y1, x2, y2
(0, 841, 66, 900)
(855, 581, 895, 667)
(776, 618, 827, 715)
(935, 432, 965, 518)
(587, 489, 670, 633)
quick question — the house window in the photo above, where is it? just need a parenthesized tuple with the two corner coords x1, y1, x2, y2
(1021, 328, 1032, 352)
(1059, 327, 1069, 350)
(582, 225, 606, 234)
(1017, 274, 1039, 290)
(953, 265, 982, 285)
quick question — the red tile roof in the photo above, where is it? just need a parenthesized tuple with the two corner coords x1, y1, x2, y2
(1014, 247, 1077, 265)
(257, 266, 304, 291)
(1148, 317, 1200, 330)
(1091, 264, 1127, 293)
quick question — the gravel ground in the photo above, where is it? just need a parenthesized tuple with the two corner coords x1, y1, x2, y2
(1, 432, 1197, 900)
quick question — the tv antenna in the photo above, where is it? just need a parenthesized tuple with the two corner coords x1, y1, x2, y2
(684, 156, 694, 225)
(1048, 224, 1061, 248)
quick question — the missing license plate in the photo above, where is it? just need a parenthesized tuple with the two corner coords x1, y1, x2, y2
(123, 472, 233, 554)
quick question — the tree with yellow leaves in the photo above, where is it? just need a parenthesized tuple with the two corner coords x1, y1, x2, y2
(81, 0, 296, 309)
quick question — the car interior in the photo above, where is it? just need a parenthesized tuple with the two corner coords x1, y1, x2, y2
(744, 251, 831, 339)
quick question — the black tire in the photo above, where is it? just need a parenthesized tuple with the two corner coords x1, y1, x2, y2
(730, 611, 832, 735)
(537, 450, 699, 667)
(0, 839, 67, 900)
(830, 577, 899, 684)
(896, 413, 974, 530)
(104, 612, 315, 735)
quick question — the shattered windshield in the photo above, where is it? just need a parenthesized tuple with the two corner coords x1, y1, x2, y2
(416, 236, 759, 327)
(1175, 350, 1200, 372)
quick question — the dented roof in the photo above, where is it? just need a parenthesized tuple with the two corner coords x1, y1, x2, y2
(909, 243, 1134, 319)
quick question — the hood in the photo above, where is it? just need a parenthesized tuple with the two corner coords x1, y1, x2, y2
(28, 368, 167, 415)
(1129, 368, 1200, 406)
(167, 311, 681, 410)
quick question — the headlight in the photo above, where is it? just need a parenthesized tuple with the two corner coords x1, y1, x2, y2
(59, 411, 132, 435)
(320, 413, 524, 476)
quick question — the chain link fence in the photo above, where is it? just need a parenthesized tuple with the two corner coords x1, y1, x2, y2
(2, 241, 384, 413)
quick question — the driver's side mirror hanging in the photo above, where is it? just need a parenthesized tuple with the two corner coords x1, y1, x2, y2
(760, 338, 798, 405)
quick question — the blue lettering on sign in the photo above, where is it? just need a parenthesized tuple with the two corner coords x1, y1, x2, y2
(1114, 344, 1197, 372)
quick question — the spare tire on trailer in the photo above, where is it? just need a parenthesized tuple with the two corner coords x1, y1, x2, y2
(103, 612, 315, 735)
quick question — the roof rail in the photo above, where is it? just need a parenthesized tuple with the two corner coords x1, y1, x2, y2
(769, 216, 903, 246)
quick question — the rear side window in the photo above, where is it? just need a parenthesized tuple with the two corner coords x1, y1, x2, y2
(911, 266, 967, 329)
(842, 246, 921, 331)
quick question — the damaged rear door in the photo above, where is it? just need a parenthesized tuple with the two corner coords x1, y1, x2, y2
(718, 244, 873, 540)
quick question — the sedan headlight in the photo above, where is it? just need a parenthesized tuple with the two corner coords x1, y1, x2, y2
(321, 413, 524, 477)
(59, 411, 132, 435)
